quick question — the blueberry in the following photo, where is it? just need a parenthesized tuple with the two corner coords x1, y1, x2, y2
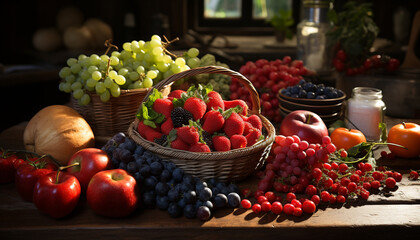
(168, 188, 180, 202)
(134, 145, 145, 155)
(142, 191, 156, 208)
(126, 161, 138, 174)
(155, 182, 170, 196)
(213, 193, 228, 208)
(172, 168, 184, 183)
(307, 91, 316, 99)
(156, 196, 169, 210)
(160, 169, 172, 182)
(144, 176, 158, 190)
(316, 87, 325, 96)
(139, 165, 151, 178)
(150, 161, 163, 176)
(177, 196, 187, 209)
(298, 89, 307, 98)
(184, 204, 197, 219)
(199, 187, 212, 201)
(299, 79, 306, 85)
(196, 206, 211, 221)
(227, 192, 241, 208)
(183, 175, 196, 186)
(203, 200, 213, 211)
(118, 161, 127, 170)
(119, 149, 134, 163)
(184, 190, 197, 204)
(316, 95, 326, 99)
(168, 202, 182, 218)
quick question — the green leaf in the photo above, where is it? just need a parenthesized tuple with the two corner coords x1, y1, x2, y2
(379, 122, 387, 143)
(144, 119, 157, 128)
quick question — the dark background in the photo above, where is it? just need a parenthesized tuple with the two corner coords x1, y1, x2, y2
(0, 0, 419, 132)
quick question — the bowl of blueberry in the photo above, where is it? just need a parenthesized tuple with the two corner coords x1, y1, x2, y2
(277, 79, 346, 123)
(278, 79, 346, 106)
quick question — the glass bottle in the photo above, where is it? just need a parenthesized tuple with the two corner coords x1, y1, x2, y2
(296, 0, 333, 74)
(346, 87, 386, 141)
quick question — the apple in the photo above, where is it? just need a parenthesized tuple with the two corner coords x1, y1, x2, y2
(33, 171, 81, 218)
(279, 110, 328, 144)
(67, 148, 112, 192)
(86, 169, 139, 218)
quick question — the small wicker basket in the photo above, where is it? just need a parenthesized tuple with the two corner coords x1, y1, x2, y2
(72, 86, 171, 139)
(128, 65, 276, 182)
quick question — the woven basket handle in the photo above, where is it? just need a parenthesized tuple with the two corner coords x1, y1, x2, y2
(144, 65, 261, 114)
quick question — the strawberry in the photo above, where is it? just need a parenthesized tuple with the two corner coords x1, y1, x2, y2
(176, 126, 200, 145)
(161, 118, 174, 135)
(153, 98, 174, 119)
(206, 91, 225, 111)
(230, 134, 247, 149)
(168, 89, 186, 99)
(202, 110, 225, 134)
(246, 114, 263, 131)
(212, 135, 231, 152)
(245, 128, 262, 147)
(243, 121, 254, 136)
(184, 97, 207, 120)
(189, 142, 211, 152)
(171, 138, 189, 151)
(138, 120, 163, 142)
(145, 127, 163, 142)
(224, 99, 248, 116)
(223, 112, 245, 138)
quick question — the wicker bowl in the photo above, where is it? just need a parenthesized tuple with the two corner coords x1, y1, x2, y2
(72, 86, 171, 140)
(127, 66, 276, 182)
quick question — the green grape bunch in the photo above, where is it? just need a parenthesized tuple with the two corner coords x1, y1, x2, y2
(58, 35, 201, 105)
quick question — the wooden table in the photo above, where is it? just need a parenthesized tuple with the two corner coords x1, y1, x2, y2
(1, 120, 420, 240)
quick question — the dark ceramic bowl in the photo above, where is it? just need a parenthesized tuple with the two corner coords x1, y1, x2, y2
(278, 89, 346, 106)
(277, 95, 343, 115)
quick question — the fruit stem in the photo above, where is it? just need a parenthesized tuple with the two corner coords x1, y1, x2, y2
(104, 39, 118, 55)
(306, 114, 312, 124)
(162, 35, 180, 58)
(402, 122, 406, 128)
(56, 162, 80, 184)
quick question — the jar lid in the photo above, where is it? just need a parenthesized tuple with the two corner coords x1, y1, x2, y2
(352, 87, 383, 100)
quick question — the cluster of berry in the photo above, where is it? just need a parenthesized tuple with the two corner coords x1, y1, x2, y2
(137, 85, 264, 152)
(101, 132, 242, 221)
(333, 50, 400, 76)
(238, 135, 404, 216)
(280, 79, 345, 100)
(231, 57, 312, 122)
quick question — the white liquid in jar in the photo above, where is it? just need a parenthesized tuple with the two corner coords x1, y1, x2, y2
(346, 87, 385, 141)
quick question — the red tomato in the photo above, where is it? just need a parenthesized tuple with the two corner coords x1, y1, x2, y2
(0, 153, 18, 183)
(387, 122, 420, 158)
(330, 127, 367, 151)
(15, 159, 56, 202)
(386, 58, 400, 72)
(335, 49, 347, 62)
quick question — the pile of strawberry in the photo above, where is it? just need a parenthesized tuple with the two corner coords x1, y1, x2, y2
(136, 85, 264, 152)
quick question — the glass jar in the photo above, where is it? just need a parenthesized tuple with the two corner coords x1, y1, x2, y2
(296, 0, 333, 74)
(346, 87, 386, 141)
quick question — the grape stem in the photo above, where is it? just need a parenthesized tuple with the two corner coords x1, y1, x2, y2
(104, 39, 118, 55)
(162, 35, 180, 58)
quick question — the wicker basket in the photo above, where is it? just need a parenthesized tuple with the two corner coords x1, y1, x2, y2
(127, 65, 276, 182)
(72, 86, 171, 139)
